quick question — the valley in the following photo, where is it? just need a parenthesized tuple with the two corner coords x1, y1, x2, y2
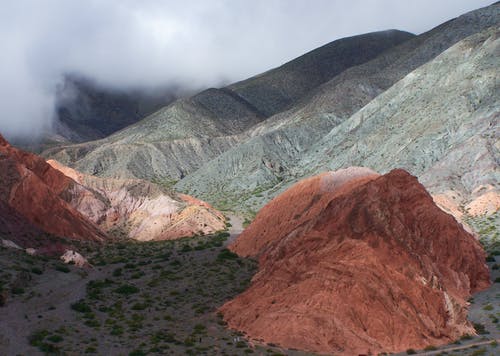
(0, 2, 499, 355)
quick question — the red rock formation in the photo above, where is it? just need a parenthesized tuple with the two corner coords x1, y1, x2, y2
(47, 160, 226, 241)
(0, 134, 106, 244)
(0, 134, 226, 244)
(221, 168, 490, 355)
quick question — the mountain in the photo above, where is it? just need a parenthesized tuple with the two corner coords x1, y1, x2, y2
(0, 134, 226, 249)
(220, 168, 490, 355)
(292, 25, 499, 218)
(0, 134, 106, 246)
(52, 75, 183, 143)
(47, 160, 225, 240)
(42, 30, 414, 180)
(175, 3, 500, 213)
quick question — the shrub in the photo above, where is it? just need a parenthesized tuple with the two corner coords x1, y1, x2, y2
(85, 346, 97, 353)
(217, 249, 239, 262)
(28, 329, 49, 346)
(131, 302, 148, 311)
(129, 350, 146, 356)
(236, 341, 247, 348)
(71, 300, 91, 313)
(406, 349, 416, 355)
(114, 284, 139, 295)
(47, 334, 63, 343)
(110, 325, 124, 336)
(31, 267, 43, 275)
(55, 264, 70, 273)
(11, 287, 25, 295)
(473, 322, 489, 334)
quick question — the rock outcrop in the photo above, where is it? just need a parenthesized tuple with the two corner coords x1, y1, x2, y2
(0, 134, 106, 244)
(221, 168, 490, 355)
(0, 134, 226, 247)
(47, 160, 226, 241)
(43, 30, 414, 180)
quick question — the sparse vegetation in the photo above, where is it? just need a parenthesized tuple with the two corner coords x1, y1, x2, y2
(0, 233, 277, 355)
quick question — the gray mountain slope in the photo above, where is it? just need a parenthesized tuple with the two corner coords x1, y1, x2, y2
(227, 30, 414, 117)
(296, 26, 499, 208)
(175, 3, 500, 211)
(54, 75, 183, 142)
(274, 27, 498, 215)
(43, 30, 414, 179)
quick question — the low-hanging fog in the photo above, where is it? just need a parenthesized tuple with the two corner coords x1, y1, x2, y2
(0, 0, 493, 140)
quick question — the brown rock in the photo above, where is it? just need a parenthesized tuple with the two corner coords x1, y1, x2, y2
(0, 133, 225, 245)
(221, 168, 490, 355)
(0, 134, 106, 245)
(47, 160, 226, 241)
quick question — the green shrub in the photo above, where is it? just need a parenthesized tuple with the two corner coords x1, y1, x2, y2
(473, 322, 489, 334)
(406, 349, 416, 355)
(31, 267, 43, 275)
(236, 341, 247, 348)
(110, 325, 124, 336)
(131, 302, 148, 311)
(28, 329, 49, 346)
(47, 334, 63, 343)
(114, 284, 139, 295)
(217, 249, 239, 262)
(71, 300, 91, 313)
(55, 264, 70, 273)
(11, 287, 25, 295)
(129, 350, 146, 356)
(85, 346, 97, 353)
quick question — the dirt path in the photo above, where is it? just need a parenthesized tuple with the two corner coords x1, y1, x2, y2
(418, 338, 499, 355)
(225, 213, 244, 246)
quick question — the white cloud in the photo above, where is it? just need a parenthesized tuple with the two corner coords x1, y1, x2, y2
(0, 0, 493, 140)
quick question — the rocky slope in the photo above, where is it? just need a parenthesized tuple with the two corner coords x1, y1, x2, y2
(294, 25, 499, 219)
(0, 134, 106, 245)
(176, 3, 500, 213)
(53, 75, 183, 143)
(221, 168, 490, 355)
(47, 160, 226, 241)
(0, 134, 225, 246)
(43, 30, 414, 180)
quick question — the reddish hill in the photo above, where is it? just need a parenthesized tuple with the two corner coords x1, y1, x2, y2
(0, 134, 226, 245)
(47, 160, 226, 241)
(221, 168, 490, 355)
(0, 134, 106, 246)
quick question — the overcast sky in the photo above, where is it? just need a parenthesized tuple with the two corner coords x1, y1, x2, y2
(0, 0, 494, 140)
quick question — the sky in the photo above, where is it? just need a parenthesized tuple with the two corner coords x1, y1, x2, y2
(0, 0, 494, 140)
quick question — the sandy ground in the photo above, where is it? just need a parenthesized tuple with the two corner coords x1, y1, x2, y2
(0, 265, 105, 355)
(226, 213, 244, 246)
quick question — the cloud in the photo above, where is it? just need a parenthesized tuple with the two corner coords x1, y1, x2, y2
(0, 0, 493, 140)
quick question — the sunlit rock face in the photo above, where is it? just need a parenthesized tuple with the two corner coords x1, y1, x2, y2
(221, 168, 490, 355)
